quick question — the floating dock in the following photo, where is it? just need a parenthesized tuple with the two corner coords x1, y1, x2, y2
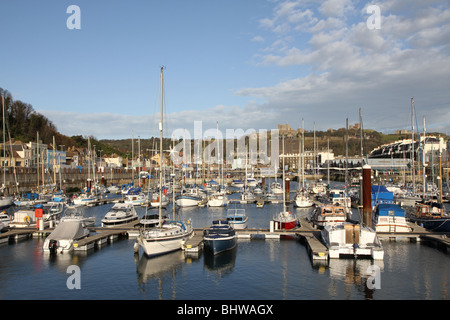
(1, 217, 448, 258)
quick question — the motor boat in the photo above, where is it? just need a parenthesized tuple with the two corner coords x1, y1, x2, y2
(43, 210, 91, 254)
(60, 206, 96, 228)
(309, 204, 346, 229)
(373, 203, 412, 233)
(226, 208, 248, 229)
(203, 219, 237, 255)
(101, 202, 139, 227)
(321, 222, 384, 260)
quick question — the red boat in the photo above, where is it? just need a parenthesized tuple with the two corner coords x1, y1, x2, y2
(272, 211, 297, 230)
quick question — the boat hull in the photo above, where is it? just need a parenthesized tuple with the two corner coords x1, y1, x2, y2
(138, 222, 194, 257)
(408, 217, 450, 232)
(204, 235, 237, 255)
(176, 196, 202, 207)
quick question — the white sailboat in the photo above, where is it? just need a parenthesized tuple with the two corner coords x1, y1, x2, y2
(207, 122, 228, 207)
(138, 67, 193, 257)
(295, 118, 314, 208)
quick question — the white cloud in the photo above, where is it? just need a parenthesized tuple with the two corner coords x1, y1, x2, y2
(239, 0, 450, 132)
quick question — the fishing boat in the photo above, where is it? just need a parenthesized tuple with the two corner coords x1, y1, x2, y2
(321, 222, 384, 260)
(226, 208, 248, 229)
(407, 201, 450, 232)
(373, 203, 412, 233)
(137, 67, 194, 257)
(309, 204, 346, 229)
(203, 219, 237, 255)
(43, 209, 91, 254)
(101, 202, 138, 227)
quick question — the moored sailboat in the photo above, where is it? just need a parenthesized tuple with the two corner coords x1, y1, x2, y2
(137, 67, 194, 257)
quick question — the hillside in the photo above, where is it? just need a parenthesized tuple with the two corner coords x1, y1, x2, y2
(1, 87, 447, 158)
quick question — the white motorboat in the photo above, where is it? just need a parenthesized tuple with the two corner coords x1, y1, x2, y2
(101, 202, 139, 227)
(321, 222, 384, 260)
(373, 203, 412, 233)
(43, 211, 91, 254)
(226, 208, 248, 229)
(309, 204, 346, 229)
(60, 206, 96, 228)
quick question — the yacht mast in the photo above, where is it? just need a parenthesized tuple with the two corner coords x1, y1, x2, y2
(411, 98, 415, 192)
(159, 66, 164, 227)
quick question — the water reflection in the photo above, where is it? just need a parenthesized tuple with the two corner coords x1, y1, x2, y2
(136, 250, 187, 299)
(204, 247, 237, 278)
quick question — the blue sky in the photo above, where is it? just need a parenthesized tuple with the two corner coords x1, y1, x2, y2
(1, 0, 449, 139)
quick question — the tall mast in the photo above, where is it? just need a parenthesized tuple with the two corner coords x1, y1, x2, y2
(159, 66, 164, 227)
(1, 96, 5, 194)
(411, 98, 415, 192)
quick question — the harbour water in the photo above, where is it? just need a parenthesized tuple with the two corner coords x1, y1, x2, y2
(0, 183, 449, 301)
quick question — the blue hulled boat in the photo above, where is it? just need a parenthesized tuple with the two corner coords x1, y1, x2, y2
(203, 220, 237, 255)
(408, 201, 450, 232)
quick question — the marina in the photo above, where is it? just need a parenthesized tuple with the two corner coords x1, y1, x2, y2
(0, 194, 449, 301)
